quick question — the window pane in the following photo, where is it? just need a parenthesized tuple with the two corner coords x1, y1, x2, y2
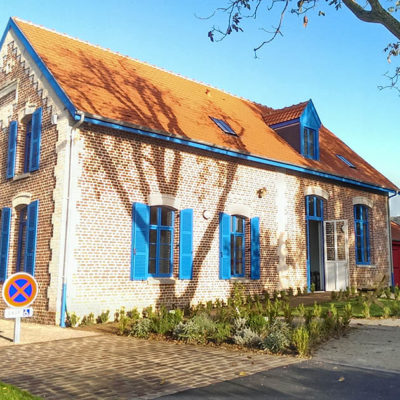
(236, 258, 244, 276)
(149, 244, 156, 259)
(303, 129, 309, 156)
(236, 217, 244, 233)
(316, 198, 322, 218)
(362, 207, 368, 221)
(149, 259, 156, 274)
(307, 197, 314, 217)
(159, 244, 171, 260)
(327, 247, 335, 261)
(363, 228, 369, 262)
(355, 206, 360, 220)
(159, 258, 170, 275)
(309, 129, 315, 158)
(150, 207, 158, 225)
(236, 236, 243, 258)
(161, 208, 173, 226)
(149, 229, 157, 243)
(160, 229, 171, 244)
(355, 222, 361, 236)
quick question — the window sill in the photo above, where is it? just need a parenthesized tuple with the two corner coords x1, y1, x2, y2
(13, 172, 30, 181)
(356, 264, 376, 268)
(230, 277, 252, 283)
(148, 277, 176, 285)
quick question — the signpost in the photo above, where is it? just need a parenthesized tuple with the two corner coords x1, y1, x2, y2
(2, 272, 38, 343)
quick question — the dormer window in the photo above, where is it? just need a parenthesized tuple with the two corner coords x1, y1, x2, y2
(210, 117, 237, 136)
(303, 127, 317, 160)
(264, 100, 321, 161)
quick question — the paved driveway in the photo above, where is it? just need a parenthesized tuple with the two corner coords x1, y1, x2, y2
(0, 330, 298, 399)
(0, 319, 399, 399)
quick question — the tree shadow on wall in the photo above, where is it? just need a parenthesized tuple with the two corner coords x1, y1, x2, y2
(73, 52, 253, 309)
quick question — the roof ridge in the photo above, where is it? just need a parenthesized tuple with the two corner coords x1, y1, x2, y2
(12, 16, 270, 109)
(265, 100, 309, 114)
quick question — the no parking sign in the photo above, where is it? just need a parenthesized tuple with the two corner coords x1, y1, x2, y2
(2, 272, 38, 343)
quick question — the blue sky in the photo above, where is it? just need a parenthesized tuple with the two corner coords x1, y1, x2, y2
(1, 0, 399, 213)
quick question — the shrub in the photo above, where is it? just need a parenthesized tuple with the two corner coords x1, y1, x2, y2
(262, 319, 291, 353)
(96, 310, 110, 324)
(391, 301, 400, 316)
(80, 312, 95, 326)
(331, 291, 337, 300)
(127, 308, 140, 320)
(351, 286, 357, 296)
(151, 307, 184, 335)
(308, 319, 323, 342)
(66, 312, 80, 327)
(384, 287, 392, 300)
(292, 326, 310, 357)
(130, 318, 152, 338)
(310, 283, 316, 293)
(248, 313, 267, 334)
(297, 303, 306, 319)
(342, 303, 352, 328)
(362, 301, 370, 318)
(233, 327, 262, 348)
(287, 287, 294, 297)
(208, 322, 231, 344)
(296, 287, 302, 296)
(304, 309, 314, 326)
(173, 313, 216, 344)
(394, 286, 400, 301)
(322, 311, 336, 335)
(383, 306, 391, 318)
(282, 301, 293, 324)
(312, 302, 322, 318)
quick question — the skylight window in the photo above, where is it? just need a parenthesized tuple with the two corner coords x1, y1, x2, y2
(336, 154, 356, 168)
(210, 117, 237, 135)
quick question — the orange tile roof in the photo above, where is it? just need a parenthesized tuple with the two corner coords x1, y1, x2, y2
(392, 221, 400, 241)
(263, 101, 309, 126)
(11, 18, 397, 192)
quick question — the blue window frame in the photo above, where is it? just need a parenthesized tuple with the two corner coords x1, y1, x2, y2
(16, 206, 28, 272)
(303, 127, 317, 160)
(306, 195, 323, 220)
(148, 206, 174, 277)
(24, 119, 32, 173)
(354, 204, 370, 264)
(231, 215, 245, 277)
(210, 117, 237, 135)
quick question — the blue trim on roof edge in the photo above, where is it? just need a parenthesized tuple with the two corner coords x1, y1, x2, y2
(83, 116, 395, 195)
(0, 18, 77, 117)
(269, 118, 300, 129)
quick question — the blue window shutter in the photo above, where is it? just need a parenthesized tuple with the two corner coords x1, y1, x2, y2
(24, 200, 39, 275)
(29, 108, 42, 172)
(219, 212, 231, 280)
(179, 209, 193, 279)
(6, 121, 17, 179)
(250, 217, 260, 280)
(0, 208, 12, 281)
(131, 202, 150, 280)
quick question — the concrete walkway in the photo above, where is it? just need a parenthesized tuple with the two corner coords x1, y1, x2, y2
(0, 319, 299, 399)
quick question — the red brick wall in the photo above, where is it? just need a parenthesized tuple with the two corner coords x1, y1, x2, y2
(0, 41, 58, 324)
(67, 123, 390, 317)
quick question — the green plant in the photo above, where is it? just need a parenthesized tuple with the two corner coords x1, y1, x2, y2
(331, 291, 337, 300)
(173, 313, 217, 344)
(248, 313, 267, 334)
(383, 306, 391, 318)
(142, 306, 155, 319)
(151, 306, 183, 335)
(292, 326, 310, 357)
(296, 287, 302, 296)
(65, 312, 80, 328)
(351, 286, 357, 296)
(287, 287, 294, 297)
(391, 301, 400, 316)
(233, 317, 262, 347)
(394, 286, 400, 301)
(282, 301, 293, 324)
(342, 303, 352, 328)
(80, 312, 95, 326)
(297, 303, 306, 319)
(384, 287, 392, 299)
(262, 319, 291, 353)
(127, 308, 140, 320)
(96, 310, 110, 324)
(308, 319, 323, 342)
(209, 322, 232, 344)
(322, 311, 336, 335)
(304, 309, 313, 326)
(362, 301, 371, 318)
(312, 302, 322, 318)
(310, 283, 316, 293)
(130, 318, 152, 338)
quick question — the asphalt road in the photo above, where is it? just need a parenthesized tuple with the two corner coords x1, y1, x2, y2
(159, 321, 400, 399)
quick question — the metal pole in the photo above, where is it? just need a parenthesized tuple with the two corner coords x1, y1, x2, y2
(14, 316, 21, 344)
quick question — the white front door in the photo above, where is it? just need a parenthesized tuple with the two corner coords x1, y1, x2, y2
(324, 220, 349, 291)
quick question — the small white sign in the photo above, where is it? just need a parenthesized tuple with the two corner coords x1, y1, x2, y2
(4, 307, 33, 319)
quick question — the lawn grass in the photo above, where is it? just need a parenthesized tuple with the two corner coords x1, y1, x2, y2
(0, 382, 41, 400)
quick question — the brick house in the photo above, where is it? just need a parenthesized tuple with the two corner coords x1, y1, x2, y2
(0, 17, 398, 325)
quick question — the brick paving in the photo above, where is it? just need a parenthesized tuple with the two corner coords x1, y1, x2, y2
(0, 334, 300, 399)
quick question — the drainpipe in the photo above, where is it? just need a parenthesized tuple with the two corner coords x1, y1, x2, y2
(60, 111, 85, 327)
(387, 190, 400, 287)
